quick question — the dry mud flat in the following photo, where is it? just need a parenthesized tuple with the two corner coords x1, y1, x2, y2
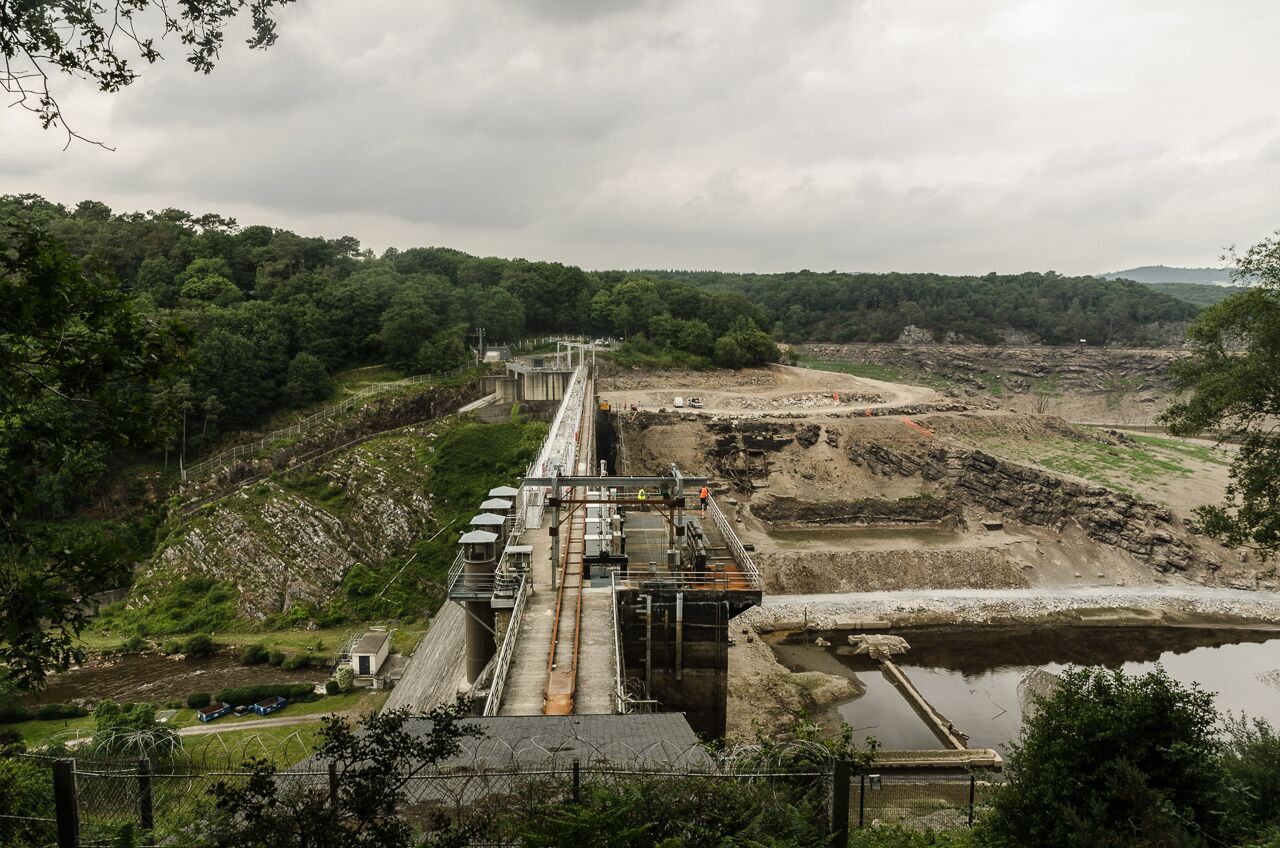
(598, 364, 940, 416)
(601, 362, 1267, 738)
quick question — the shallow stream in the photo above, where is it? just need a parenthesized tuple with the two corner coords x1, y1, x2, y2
(771, 625, 1280, 752)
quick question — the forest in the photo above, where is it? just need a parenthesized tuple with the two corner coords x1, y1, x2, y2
(644, 268, 1198, 345)
(3, 193, 1200, 457)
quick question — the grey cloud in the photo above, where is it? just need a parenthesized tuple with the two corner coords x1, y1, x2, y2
(2, 0, 1279, 274)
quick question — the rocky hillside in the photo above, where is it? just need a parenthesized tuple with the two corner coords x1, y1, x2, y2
(142, 430, 442, 620)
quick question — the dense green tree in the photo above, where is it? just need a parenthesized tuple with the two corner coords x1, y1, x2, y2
(200, 702, 481, 848)
(284, 352, 334, 407)
(415, 326, 471, 374)
(472, 287, 525, 342)
(979, 667, 1222, 848)
(0, 221, 186, 689)
(378, 275, 459, 368)
(1160, 231, 1280, 557)
(714, 316, 779, 369)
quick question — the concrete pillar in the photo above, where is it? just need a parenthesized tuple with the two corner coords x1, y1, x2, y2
(460, 531, 499, 683)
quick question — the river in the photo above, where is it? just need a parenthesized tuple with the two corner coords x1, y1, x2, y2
(771, 624, 1280, 752)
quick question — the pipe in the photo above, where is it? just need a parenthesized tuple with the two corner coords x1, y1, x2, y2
(675, 592, 683, 682)
(642, 593, 653, 698)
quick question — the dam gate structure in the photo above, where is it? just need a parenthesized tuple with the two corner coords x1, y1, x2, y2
(444, 361, 762, 737)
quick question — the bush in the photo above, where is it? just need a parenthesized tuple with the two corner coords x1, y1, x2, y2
(324, 679, 340, 696)
(164, 700, 183, 710)
(123, 635, 147, 654)
(979, 666, 1221, 848)
(267, 650, 285, 667)
(163, 640, 181, 655)
(186, 692, 211, 709)
(184, 633, 215, 659)
(335, 665, 355, 693)
(238, 643, 269, 666)
(34, 703, 88, 720)
(214, 683, 317, 707)
(282, 652, 327, 671)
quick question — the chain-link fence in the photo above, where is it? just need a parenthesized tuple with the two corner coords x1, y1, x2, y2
(12, 748, 993, 847)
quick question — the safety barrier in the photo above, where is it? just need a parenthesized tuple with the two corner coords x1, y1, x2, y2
(706, 497, 763, 590)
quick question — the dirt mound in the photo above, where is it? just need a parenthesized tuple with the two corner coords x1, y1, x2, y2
(761, 547, 1031, 594)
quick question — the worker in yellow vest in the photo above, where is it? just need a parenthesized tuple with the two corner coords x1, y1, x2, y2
(637, 487, 647, 508)
(699, 485, 709, 516)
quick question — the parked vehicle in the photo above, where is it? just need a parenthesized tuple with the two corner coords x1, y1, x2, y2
(197, 702, 232, 723)
(251, 696, 288, 716)
(687, 397, 704, 409)
(673, 396, 685, 408)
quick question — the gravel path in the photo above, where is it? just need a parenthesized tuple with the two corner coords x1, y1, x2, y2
(748, 586, 1280, 631)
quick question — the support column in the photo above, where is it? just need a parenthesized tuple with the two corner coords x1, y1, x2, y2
(460, 531, 499, 683)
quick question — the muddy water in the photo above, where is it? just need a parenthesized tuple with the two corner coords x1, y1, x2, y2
(765, 525, 963, 549)
(28, 654, 326, 707)
(772, 625, 1280, 752)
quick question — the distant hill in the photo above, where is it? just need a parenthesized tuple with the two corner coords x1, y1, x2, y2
(1137, 282, 1253, 308)
(1100, 266, 1236, 286)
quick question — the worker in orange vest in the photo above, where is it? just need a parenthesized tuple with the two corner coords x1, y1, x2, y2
(699, 485, 710, 515)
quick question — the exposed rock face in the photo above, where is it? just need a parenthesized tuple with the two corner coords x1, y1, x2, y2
(149, 433, 438, 620)
(753, 495, 952, 525)
(848, 441, 949, 481)
(953, 449, 1215, 574)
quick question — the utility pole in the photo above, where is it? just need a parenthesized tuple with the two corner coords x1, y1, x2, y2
(473, 327, 486, 366)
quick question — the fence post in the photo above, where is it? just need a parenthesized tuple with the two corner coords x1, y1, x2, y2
(138, 756, 154, 832)
(52, 758, 79, 848)
(858, 772, 866, 829)
(572, 758, 581, 803)
(328, 761, 339, 809)
(830, 760, 850, 845)
(968, 774, 976, 827)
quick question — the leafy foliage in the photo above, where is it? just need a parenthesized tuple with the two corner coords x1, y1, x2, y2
(646, 268, 1197, 345)
(1, 1, 294, 142)
(0, 754, 55, 848)
(200, 702, 480, 848)
(978, 667, 1221, 848)
(0, 219, 187, 689)
(1160, 230, 1280, 557)
(507, 773, 827, 847)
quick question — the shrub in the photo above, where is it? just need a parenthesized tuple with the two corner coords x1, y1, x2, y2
(184, 633, 215, 659)
(164, 700, 183, 710)
(979, 666, 1220, 848)
(163, 640, 181, 655)
(267, 650, 285, 667)
(123, 635, 147, 654)
(214, 683, 316, 707)
(34, 703, 88, 720)
(282, 652, 328, 671)
(335, 665, 355, 694)
(186, 692, 211, 709)
(238, 643, 269, 666)
(324, 679, 340, 696)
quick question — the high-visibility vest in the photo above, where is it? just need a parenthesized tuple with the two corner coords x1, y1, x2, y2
(699, 487, 709, 499)
(637, 488, 647, 501)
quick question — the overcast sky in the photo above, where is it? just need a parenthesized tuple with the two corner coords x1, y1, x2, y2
(4, 0, 1279, 274)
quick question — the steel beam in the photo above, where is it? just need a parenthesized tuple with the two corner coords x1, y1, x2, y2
(523, 475, 707, 488)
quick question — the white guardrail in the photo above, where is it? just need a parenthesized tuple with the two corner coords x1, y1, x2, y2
(482, 573, 529, 716)
(706, 496, 763, 590)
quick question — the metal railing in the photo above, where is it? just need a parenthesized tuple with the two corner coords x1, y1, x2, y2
(610, 576, 658, 714)
(525, 364, 588, 529)
(182, 363, 474, 482)
(482, 572, 530, 716)
(706, 496, 763, 589)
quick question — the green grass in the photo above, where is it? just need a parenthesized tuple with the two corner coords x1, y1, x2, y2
(796, 356, 952, 389)
(1130, 434, 1230, 466)
(184, 723, 324, 768)
(170, 690, 384, 729)
(6, 714, 96, 747)
(976, 370, 1006, 397)
(978, 431, 1208, 495)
